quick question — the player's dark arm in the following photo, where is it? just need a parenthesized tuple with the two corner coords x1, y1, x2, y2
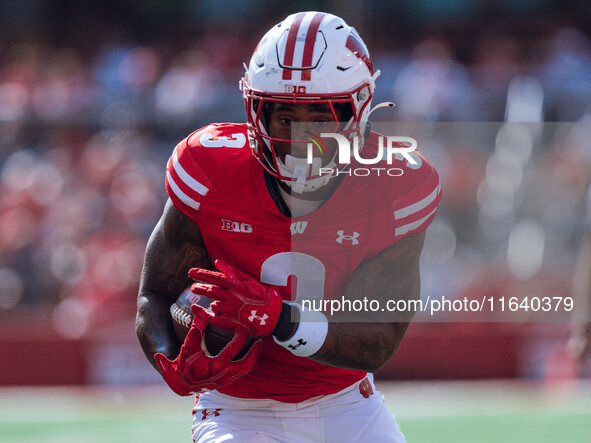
(135, 198, 211, 371)
(310, 232, 425, 372)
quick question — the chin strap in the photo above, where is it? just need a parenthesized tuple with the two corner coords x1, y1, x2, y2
(263, 169, 291, 216)
(273, 101, 395, 195)
(277, 154, 336, 194)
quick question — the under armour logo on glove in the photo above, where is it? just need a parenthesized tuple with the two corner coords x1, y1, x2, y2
(189, 260, 283, 337)
(288, 339, 307, 350)
(248, 310, 268, 325)
(336, 230, 360, 245)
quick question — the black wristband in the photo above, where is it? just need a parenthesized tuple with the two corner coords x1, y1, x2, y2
(272, 302, 298, 341)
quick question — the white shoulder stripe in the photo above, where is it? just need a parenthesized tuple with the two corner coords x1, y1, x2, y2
(173, 151, 209, 196)
(394, 183, 440, 219)
(395, 207, 438, 236)
(167, 171, 200, 210)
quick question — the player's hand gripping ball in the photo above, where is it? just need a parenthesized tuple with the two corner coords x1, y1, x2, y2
(190, 260, 284, 337)
(155, 304, 261, 396)
(170, 285, 258, 359)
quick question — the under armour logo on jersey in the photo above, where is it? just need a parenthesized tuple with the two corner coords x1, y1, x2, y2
(201, 409, 222, 420)
(248, 310, 268, 325)
(290, 221, 308, 235)
(288, 339, 307, 350)
(336, 230, 360, 245)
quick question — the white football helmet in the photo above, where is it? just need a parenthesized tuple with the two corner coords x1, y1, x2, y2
(240, 11, 383, 193)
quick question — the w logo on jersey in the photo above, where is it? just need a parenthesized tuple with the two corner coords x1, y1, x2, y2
(290, 221, 308, 235)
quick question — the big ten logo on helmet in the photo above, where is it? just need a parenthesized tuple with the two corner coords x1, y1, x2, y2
(221, 219, 253, 233)
(285, 85, 307, 94)
(307, 133, 420, 177)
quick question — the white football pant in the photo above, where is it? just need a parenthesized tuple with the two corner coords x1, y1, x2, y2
(192, 374, 406, 442)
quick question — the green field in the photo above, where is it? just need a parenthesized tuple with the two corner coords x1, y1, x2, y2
(1, 380, 590, 442)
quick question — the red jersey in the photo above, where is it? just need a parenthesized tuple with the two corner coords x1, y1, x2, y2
(165, 123, 441, 402)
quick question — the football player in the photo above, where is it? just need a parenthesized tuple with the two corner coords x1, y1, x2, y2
(136, 11, 441, 442)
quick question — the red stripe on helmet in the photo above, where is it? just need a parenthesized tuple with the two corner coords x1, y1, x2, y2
(300, 12, 327, 81)
(282, 12, 306, 80)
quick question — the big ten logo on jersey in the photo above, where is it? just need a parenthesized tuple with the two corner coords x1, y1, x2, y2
(221, 219, 253, 233)
(290, 221, 308, 235)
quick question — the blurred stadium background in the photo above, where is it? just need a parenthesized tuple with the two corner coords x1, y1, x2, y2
(1, 0, 590, 441)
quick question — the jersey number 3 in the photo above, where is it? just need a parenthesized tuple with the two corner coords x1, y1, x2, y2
(200, 133, 246, 148)
(260, 252, 325, 304)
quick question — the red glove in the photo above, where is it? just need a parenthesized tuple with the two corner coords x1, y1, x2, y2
(154, 305, 261, 396)
(189, 260, 284, 337)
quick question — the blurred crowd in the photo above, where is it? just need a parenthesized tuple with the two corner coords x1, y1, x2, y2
(0, 13, 590, 339)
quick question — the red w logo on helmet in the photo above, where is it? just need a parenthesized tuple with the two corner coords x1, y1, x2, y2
(346, 29, 374, 75)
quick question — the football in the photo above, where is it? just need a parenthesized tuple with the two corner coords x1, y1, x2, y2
(170, 285, 258, 360)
